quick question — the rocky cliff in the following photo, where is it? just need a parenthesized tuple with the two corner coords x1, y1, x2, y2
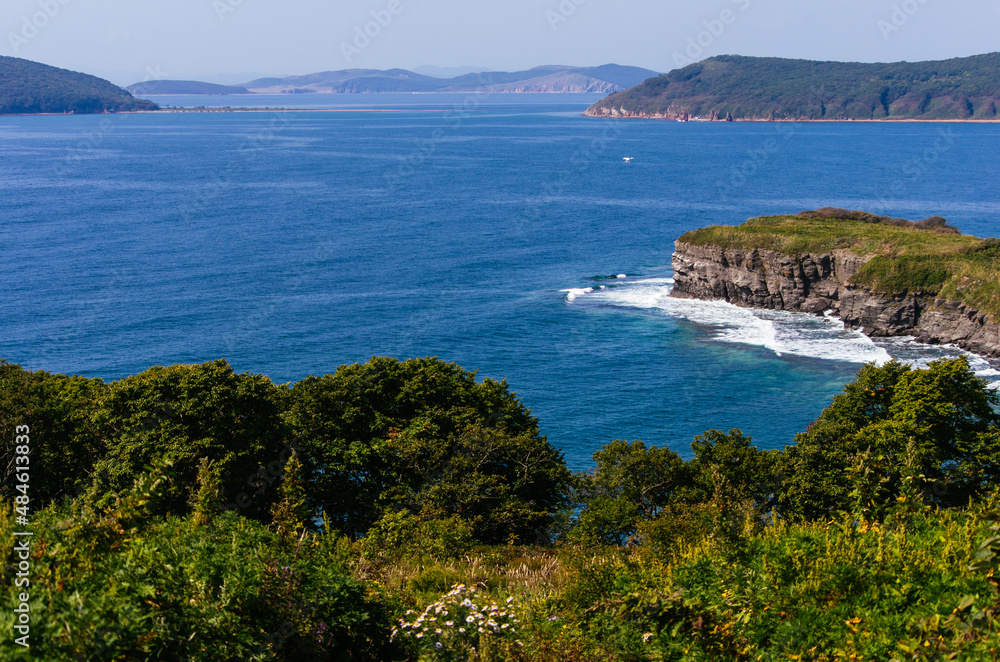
(671, 241, 1000, 358)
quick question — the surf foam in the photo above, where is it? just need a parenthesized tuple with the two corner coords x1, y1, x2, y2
(564, 276, 999, 386)
(562, 287, 594, 302)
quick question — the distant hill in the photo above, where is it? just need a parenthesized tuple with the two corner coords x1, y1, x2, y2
(128, 65, 659, 96)
(441, 65, 659, 94)
(0, 56, 158, 115)
(127, 80, 251, 95)
(586, 54, 1000, 121)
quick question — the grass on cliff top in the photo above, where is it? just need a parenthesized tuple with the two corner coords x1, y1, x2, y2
(679, 214, 1000, 319)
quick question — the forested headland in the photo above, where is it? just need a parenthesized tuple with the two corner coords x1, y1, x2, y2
(586, 53, 1000, 121)
(0, 57, 158, 115)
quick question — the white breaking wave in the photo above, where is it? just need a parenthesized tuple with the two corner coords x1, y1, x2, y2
(561, 287, 594, 302)
(564, 276, 1000, 385)
(874, 337, 1000, 389)
(629, 277, 674, 286)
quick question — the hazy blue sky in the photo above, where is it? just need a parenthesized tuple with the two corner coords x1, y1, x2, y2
(3, 0, 998, 85)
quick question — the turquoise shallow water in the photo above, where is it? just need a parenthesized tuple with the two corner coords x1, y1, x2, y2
(3, 94, 999, 469)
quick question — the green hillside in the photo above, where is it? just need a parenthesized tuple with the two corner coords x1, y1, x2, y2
(587, 53, 1000, 120)
(0, 56, 158, 115)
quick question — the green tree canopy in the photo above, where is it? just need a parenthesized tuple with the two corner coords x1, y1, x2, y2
(285, 357, 572, 544)
(0, 361, 106, 505)
(780, 358, 1000, 520)
(689, 428, 781, 507)
(573, 440, 689, 545)
(88, 360, 289, 519)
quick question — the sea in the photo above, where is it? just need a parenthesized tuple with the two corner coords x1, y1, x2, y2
(3, 92, 1000, 469)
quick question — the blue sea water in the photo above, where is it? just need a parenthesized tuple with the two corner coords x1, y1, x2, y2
(3, 93, 1000, 469)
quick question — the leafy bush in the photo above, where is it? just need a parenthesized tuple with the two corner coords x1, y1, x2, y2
(286, 357, 573, 544)
(636, 503, 718, 561)
(781, 358, 1000, 520)
(360, 510, 475, 562)
(688, 429, 781, 507)
(4, 356, 1000, 659)
(87, 360, 290, 520)
(0, 478, 397, 661)
(0, 361, 105, 505)
(573, 440, 689, 544)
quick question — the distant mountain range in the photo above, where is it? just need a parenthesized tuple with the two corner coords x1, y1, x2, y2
(127, 65, 660, 95)
(0, 56, 158, 115)
(586, 54, 1000, 121)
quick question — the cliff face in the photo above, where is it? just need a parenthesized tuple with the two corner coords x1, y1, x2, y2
(671, 241, 1000, 358)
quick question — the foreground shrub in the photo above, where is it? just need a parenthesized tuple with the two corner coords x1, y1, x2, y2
(360, 510, 476, 562)
(781, 357, 1000, 520)
(0, 477, 398, 661)
(0, 361, 105, 505)
(572, 440, 688, 545)
(287, 357, 574, 544)
(87, 360, 289, 520)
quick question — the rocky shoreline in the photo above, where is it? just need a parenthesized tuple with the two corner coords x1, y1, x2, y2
(582, 106, 1000, 122)
(584, 107, 735, 121)
(670, 240, 1000, 359)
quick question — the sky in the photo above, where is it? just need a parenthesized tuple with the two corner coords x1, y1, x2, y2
(2, 0, 999, 86)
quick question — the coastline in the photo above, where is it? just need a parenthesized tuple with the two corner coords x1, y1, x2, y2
(670, 236, 1000, 361)
(582, 112, 1000, 123)
(8, 107, 1000, 119)
(0, 108, 472, 116)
